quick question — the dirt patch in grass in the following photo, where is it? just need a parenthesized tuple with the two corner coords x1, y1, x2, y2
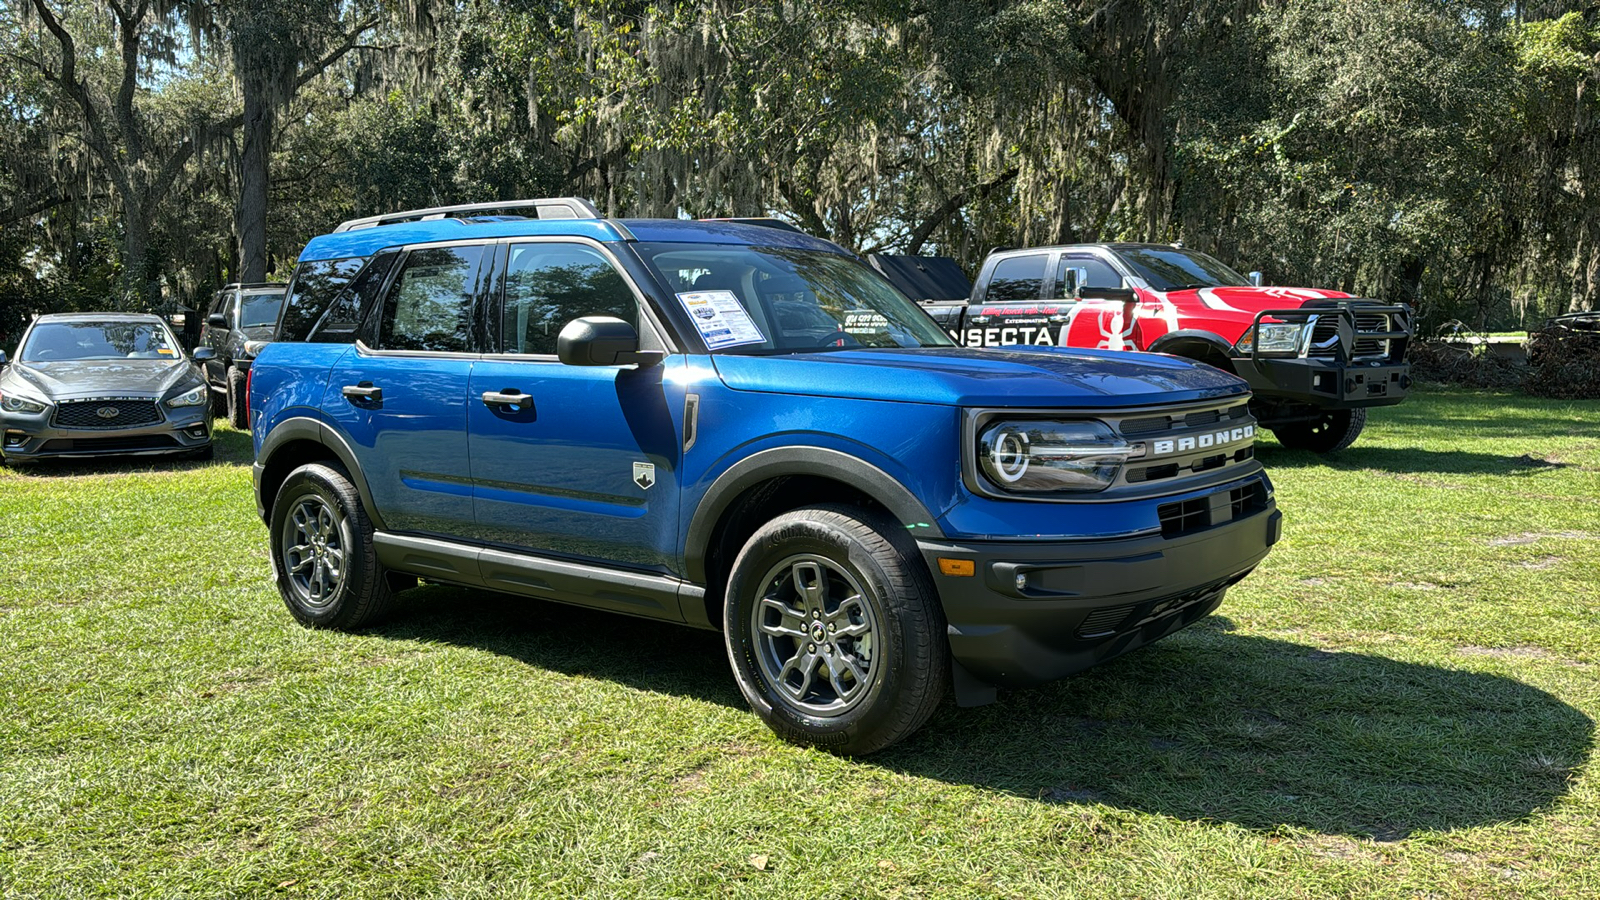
(1487, 531, 1595, 546)
(1457, 645, 1555, 659)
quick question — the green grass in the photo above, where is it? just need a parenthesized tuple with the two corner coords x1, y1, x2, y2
(1, 385, 1597, 898)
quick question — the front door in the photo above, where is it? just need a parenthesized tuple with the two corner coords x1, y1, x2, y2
(324, 243, 487, 536)
(466, 240, 685, 575)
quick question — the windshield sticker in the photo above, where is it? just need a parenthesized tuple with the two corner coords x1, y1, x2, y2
(676, 291, 765, 349)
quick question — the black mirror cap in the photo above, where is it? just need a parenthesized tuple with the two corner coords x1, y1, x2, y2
(192, 347, 217, 361)
(206, 313, 228, 328)
(557, 316, 664, 368)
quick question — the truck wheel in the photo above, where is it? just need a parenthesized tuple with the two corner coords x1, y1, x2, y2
(723, 504, 948, 755)
(1271, 407, 1367, 453)
(270, 462, 395, 630)
(226, 367, 249, 430)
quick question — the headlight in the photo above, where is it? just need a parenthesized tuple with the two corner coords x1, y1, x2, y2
(1, 393, 47, 414)
(166, 386, 207, 408)
(977, 419, 1131, 493)
(1236, 322, 1307, 356)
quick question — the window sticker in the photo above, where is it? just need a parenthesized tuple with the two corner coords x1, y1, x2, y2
(676, 290, 765, 349)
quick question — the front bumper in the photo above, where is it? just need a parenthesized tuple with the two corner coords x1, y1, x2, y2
(1232, 356, 1410, 410)
(0, 403, 212, 461)
(919, 500, 1280, 692)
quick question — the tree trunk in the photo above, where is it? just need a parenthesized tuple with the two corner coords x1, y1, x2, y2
(237, 84, 273, 284)
(122, 204, 157, 310)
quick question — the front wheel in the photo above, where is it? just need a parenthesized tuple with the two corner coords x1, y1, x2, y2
(270, 462, 395, 630)
(1270, 407, 1367, 453)
(723, 504, 948, 755)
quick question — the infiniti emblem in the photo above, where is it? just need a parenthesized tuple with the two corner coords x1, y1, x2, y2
(96, 406, 120, 419)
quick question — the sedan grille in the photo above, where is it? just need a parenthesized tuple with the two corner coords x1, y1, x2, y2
(53, 399, 163, 429)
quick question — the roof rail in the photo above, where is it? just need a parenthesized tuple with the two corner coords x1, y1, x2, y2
(333, 197, 603, 233)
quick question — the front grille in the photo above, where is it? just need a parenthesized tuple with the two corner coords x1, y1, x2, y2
(40, 434, 179, 453)
(1125, 446, 1254, 485)
(1077, 605, 1134, 639)
(53, 399, 162, 429)
(1308, 312, 1392, 361)
(1158, 478, 1270, 538)
(1121, 403, 1248, 438)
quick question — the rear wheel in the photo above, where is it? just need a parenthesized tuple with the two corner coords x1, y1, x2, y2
(1271, 407, 1367, 453)
(226, 366, 249, 430)
(724, 504, 948, 755)
(270, 462, 395, 629)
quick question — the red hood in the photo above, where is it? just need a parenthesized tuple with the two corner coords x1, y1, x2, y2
(1153, 285, 1350, 318)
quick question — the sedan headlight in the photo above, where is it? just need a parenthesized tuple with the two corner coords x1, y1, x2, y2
(977, 419, 1131, 493)
(1, 393, 47, 414)
(166, 386, 207, 408)
(1236, 322, 1307, 356)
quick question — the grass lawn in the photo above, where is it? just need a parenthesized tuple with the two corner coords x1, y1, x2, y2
(1, 385, 1597, 898)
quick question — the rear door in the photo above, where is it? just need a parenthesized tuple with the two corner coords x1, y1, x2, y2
(465, 239, 686, 582)
(961, 252, 1058, 347)
(324, 243, 486, 536)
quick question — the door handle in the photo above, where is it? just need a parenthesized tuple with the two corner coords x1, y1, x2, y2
(481, 390, 534, 410)
(342, 382, 382, 403)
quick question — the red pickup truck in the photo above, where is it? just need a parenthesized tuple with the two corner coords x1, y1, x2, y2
(915, 243, 1413, 453)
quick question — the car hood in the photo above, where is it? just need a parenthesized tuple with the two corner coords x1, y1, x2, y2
(4, 358, 198, 399)
(1152, 285, 1352, 322)
(711, 346, 1249, 408)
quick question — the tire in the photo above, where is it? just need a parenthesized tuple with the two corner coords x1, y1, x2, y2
(723, 504, 948, 755)
(270, 462, 395, 630)
(1271, 407, 1367, 453)
(226, 366, 249, 430)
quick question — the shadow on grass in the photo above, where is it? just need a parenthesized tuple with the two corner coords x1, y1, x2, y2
(1, 425, 253, 476)
(373, 590, 1592, 840)
(1257, 443, 1568, 476)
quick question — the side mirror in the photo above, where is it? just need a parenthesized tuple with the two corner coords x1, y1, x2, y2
(192, 347, 216, 361)
(557, 317, 664, 368)
(1248, 271, 1264, 287)
(207, 313, 228, 328)
(1061, 267, 1082, 298)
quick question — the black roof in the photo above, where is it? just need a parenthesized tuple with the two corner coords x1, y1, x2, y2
(868, 255, 973, 303)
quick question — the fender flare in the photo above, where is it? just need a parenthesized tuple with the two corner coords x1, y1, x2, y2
(683, 446, 945, 584)
(1148, 330, 1236, 361)
(257, 416, 387, 531)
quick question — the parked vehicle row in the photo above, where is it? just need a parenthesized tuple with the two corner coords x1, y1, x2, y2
(199, 282, 287, 429)
(244, 198, 1282, 754)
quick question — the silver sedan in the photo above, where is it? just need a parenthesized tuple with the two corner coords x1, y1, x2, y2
(0, 313, 215, 464)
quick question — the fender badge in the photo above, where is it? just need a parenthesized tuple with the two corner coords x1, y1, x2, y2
(633, 461, 656, 490)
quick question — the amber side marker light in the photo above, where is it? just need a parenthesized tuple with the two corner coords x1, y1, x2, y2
(937, 558, 976, 577)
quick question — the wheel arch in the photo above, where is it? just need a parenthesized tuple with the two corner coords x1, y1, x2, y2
(256, 417, 386, 531)
(684, 447, 945, 629)
(1148, 330, 1237, 372)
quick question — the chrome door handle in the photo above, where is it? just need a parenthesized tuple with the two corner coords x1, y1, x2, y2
(341, 383, 382, 403)
(481, 390, 533, 408)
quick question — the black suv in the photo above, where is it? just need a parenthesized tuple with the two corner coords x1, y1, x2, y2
(200, 283, 286, 427)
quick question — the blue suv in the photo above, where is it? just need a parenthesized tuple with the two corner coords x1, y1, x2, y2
(250, 198, 1280, 754)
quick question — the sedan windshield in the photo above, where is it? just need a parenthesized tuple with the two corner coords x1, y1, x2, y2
(20, 322, 179, 361)
(240, 290, 286, 328)
(1117, 247, 1250, 292)
(636, 243, 955, 353)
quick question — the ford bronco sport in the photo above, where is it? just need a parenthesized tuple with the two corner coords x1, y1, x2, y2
(249, 199, 1281, 754)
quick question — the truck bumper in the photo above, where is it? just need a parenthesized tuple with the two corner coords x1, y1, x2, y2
(917, 501, 1280, 694)
(1232, 357, 1411, 410)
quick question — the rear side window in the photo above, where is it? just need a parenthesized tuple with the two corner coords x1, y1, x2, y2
(376, 246, 485, 353)
(278, 257, 366, 341)
(986, 255, 1048, 303)
(500, 242, 634, 355)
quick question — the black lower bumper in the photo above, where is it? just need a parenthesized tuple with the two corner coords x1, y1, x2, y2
(918, 506, 1280, 693)
(1232, 357, 1410, 410)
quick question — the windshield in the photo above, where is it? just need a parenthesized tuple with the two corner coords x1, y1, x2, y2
(1116, 247, 1250, 292)
(636, 243, 955, 353)
(240, 290, 286, 328)
(20, 322, 180, 361)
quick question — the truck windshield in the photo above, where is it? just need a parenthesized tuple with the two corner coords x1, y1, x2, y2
(636, 243, 956, 353)
(1117, 247, 1250, 292)
(240, 290, 287, 328)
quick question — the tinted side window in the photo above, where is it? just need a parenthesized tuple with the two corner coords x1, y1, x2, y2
(309, 252, 397, 343)
(377, 246, 484, 353)
(986, 255, 1048, 303)
(500, 243, 634, 355)
(1059, 255, 1123, 294)
(279, 257, 366, 341)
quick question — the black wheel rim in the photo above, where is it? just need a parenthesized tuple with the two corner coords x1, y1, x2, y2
(280, 491, 351, 612)
(751, 554, 880, 717)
